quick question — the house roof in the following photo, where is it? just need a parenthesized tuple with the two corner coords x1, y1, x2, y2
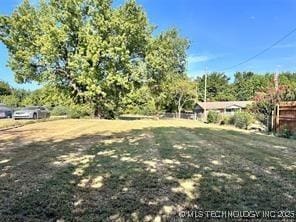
(196, 101, 253, 110)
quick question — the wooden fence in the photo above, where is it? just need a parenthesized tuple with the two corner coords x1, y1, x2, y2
(274, 102, 296, 133)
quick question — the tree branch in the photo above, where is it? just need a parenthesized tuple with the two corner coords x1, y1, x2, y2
(53, 68, 84, 95)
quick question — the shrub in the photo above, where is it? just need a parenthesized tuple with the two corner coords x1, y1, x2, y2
(220, 115, 231, 125)
(0, 95, 20, 108)
(51, 104, 93, 118)
(207, 111, 221, 124)
(123, 87, 157, 116)
(278, 127, 294, 139)
(232, 112, 255, 129)
(125, 100, 157, 116)
(68, 104, 93, 119)
(228, 115, 236, 125)
(51, 105, 70, 116)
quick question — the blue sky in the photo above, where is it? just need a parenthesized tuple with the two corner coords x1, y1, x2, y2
(1, 0, 296, 90)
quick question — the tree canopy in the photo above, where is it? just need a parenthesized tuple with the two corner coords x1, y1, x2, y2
(196, 72, 235, 101)
(0, 81, 12, 96)
(0, 0, 188, 117)
(195, 71, 296, 102)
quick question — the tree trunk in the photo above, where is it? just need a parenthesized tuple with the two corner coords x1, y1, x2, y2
(266, 114, 273, 132)
(178, 96, 182, 119)
(178, 108, 182, 119)
(94, 106, 102, 119)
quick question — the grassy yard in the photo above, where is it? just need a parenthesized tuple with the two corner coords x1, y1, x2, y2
(0, 119, 295, 221)
(0, 117, 66, 130)
(0, 119, 34, 130)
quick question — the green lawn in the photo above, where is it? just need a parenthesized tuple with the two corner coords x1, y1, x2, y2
(0, 119, 295, 221)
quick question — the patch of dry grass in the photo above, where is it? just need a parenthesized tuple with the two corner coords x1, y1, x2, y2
(0, 119, 33, 130)
(0, 116, 67, 130)
(0, 119, 295, 221)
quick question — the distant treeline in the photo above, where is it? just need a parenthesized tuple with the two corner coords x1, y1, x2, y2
(1, 72, 295, 116)
(195, 71, 296, 102)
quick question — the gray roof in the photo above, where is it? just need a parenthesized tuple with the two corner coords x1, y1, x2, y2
(196, 101, 253, 110)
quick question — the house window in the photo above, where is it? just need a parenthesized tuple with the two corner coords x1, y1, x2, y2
(226, 108, 234, 113)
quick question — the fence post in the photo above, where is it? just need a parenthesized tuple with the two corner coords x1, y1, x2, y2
(271, 110, 274, 133)
(276, 104, 280, 134)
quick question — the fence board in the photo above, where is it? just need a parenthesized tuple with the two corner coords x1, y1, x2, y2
(274, 102, 296, 133)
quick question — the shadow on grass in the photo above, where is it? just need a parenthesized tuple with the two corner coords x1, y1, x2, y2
(0, 126, 295, 221)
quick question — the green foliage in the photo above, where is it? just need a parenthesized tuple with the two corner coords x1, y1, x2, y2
(196, 72, 234, 101)
(147, 29, 189, 86)
(220, 114, 231, 125)
(228, 115, 236, 125)
(21, 85, 73, 107)
(0, 89, 29, 107)
(279, 128, 294, 139)
(233, 72, 270, 101)
(126, 100, 156, 116)
(124, 86, 157, 115)
(195, 72, 296, 102)
(251, 84, 296, 131)
(1, 0, 296, 118)
(50, 105, 69, 116)
(165, 76, 197, 117)
(278, 127, 295, 139)
(146, 29, 190, 112)
(252, 89, 277, 118)
(231, 112, 255, 129)
(67, 104, 94, 119)
(0, 95, 18, 107)
(0, 0, 190, 118)
(0, 81, 12, 96)
(51, 104, 94, 119)
(207, 111, 221, 124)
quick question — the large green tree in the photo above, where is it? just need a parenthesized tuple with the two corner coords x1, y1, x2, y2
(0, 0, 158, 118)
(166, 76, 197, 118)
(196, 72, 234, 101)
(233, 72, 271, 100)
(279, 72, 296, 100)
(146, 29, 190, 112)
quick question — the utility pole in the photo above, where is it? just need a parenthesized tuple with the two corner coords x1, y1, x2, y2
(204, 67, 208, 120)
(273, 69, 280, 133)
(274, 72, 279, 91)
(194, 79, 198, 120)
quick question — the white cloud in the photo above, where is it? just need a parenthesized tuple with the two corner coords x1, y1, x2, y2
(188, 55, 210, 64)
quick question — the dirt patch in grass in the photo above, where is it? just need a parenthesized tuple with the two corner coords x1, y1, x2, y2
(0, 119, 295, 221)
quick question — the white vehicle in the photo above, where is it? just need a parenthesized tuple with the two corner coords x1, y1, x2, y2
(13, 106, 50, 120)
